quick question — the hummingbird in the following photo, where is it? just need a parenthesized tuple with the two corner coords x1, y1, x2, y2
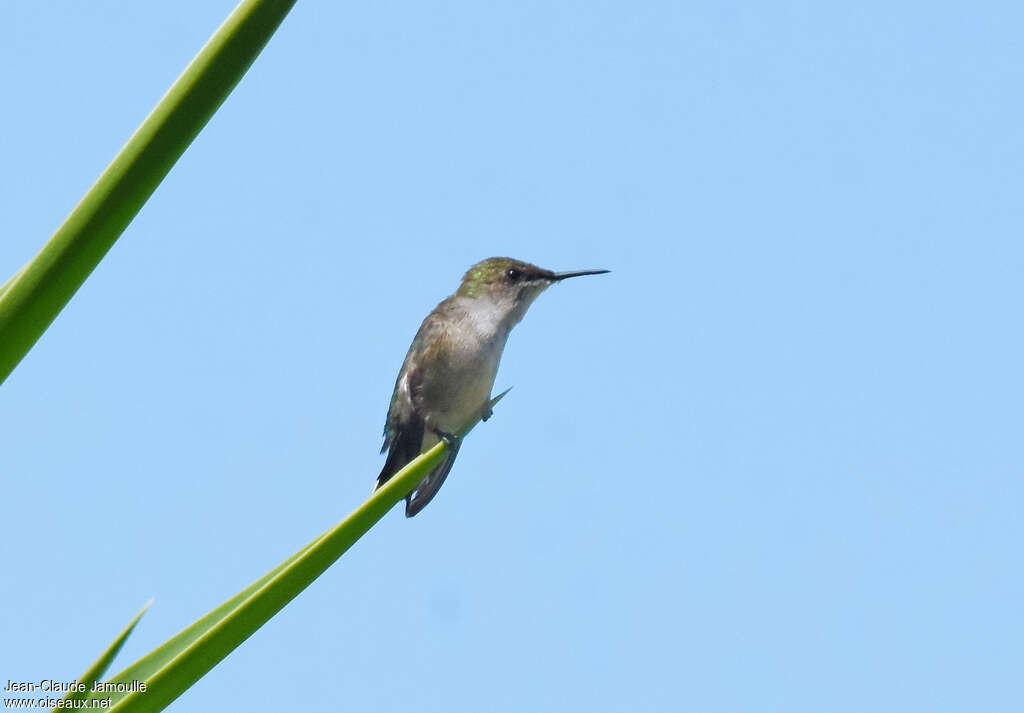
(375, 257, 609, 517)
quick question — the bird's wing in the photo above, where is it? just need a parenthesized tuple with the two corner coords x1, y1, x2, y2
(380, 305, 443, 452)
(376, 361, 425, 490)
(376, 299, 456, 501)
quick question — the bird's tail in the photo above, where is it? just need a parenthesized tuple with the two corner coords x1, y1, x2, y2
(376, 426, 461, 517)
(404, 438, 461, 517)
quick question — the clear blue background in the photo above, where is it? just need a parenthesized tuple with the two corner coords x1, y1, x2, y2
(3, 2, 1022, 711)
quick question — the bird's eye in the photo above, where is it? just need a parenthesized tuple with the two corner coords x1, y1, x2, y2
(505, 268, 522, 282)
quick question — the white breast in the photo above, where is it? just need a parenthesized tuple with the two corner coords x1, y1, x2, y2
(430, 298, 510, 433)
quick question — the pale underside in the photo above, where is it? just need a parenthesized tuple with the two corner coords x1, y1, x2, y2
(389, 294, 509, 446)
(376, 263, 552, 516)
(375, 295, 512, 514)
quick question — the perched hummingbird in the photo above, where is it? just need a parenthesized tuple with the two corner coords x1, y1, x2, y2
(375, 257, 608, 517)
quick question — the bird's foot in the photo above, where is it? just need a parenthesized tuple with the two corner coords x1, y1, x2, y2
(437, 430, 461, 449)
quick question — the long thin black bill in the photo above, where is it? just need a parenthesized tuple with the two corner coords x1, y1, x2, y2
(551, 269, 610, 281)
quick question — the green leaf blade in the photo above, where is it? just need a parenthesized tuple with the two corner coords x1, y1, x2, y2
(92, 445, 445, 712)
(60, 600, 152, 706)
(0, 0, 297, 384)
(73, 391, 508, 713)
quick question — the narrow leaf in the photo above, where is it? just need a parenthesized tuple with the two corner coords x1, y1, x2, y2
(0, 0, 297, 384)
(61, 599, 152, 705)
(0, 265, 25, 300)
(70, 393, 508, 713)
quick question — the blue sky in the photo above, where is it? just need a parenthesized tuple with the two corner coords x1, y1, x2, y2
(3, 1, 1022, 711)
